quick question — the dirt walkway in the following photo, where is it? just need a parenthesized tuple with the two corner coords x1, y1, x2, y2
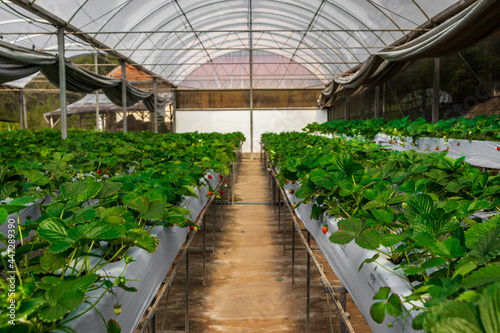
(161, 159, 370, 332)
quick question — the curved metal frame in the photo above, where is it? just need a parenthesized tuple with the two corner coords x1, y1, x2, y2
(0, 0, 457, 86)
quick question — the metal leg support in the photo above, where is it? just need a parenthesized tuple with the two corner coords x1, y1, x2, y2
(203, 215, 206, 287)
(306, 232, 311, 333)
(278, 188, 281, 232)
(283, 197, 287, 255)
(185, 250, 189, 333)
(340, 289, 347, 333)
(213, 199, 216, 254)
(291, 208, 295, 290)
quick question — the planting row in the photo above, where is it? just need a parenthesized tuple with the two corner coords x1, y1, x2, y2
(262, 131, 499, 332)
(304, 114, 500, 142)
(0, 129, 244, 332)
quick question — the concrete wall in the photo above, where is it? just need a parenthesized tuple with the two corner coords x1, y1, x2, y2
(176, 109, 327, 153)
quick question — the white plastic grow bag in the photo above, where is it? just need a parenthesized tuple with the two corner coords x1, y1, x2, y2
(374, 134, 500, 169)
(64, 175, 220, 333)
(283, 182, 421, 333)
(0, 172, 220, 333)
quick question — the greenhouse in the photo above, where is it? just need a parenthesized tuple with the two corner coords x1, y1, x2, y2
(0, 0, 499, 332)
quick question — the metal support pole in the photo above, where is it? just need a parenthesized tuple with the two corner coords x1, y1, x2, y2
(94, 52, 100, 130)
(266, 156, 270, 205)
(232, 162, 235, 205)
(249, 0, 254, 153)
(121, 60, 127, 134)
(432, 57, 440, 123)
(185, 249, 189, 333)
(276, 181, 280, 215)
(291, 212, 295, 289)
(283, 195, 287, 254)
(57, 27, 67, 139)
(172, 89, 176, 133)
(213, 199, 216, 254)
(203, 214, 206, 287)
(272, 177, 276, 211)
(153, 78, 158, 134)
(18, 92, 23, 130)
(306, 232, 311, 333)
(374, 85, 380, 118)
(277, 187, 281, 232)
(340, 290, 347, 333)
(344, 97, 349, 121)
(22, 92, 28, 129)
(382, 83, 386, 117)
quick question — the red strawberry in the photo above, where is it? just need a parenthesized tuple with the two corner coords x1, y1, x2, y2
(425, 147, 429, 151)
(220, 191, 224, 195)
(457, 143, 460, 146)
(208, 191, 213, 196)
(289, 189, 295, 195)
(435, 147, 439, 151)
(389, 141, 393, 144)
(395, 141, 398, 144)
(208, 175, 212, 179)
(190, 226, 195, 230)
(447, 147, 450, 151)
(292, 180, 296, 184)
(338, 227, 341, 231)
(96, 169, 101, 175)
(286, 180, 290, 184)
(224, 179, 229, 183)
(497, 147, 500, 151)
(322, 224, 328, 234)
(219, 175, 223, 179)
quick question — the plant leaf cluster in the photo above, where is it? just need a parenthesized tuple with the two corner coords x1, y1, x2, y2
(262, 131, 500, 331)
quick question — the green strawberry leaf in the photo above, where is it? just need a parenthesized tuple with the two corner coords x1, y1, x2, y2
(373, 286, 390, 300)
(463, 263, 500, 289)
(38, 218, 69, 242)
(100, 181, 122, 199)
(60, 181, 88, 200)
(386, 293, 402, 317)
(124, 195, 150, 215)
(39, 289, 85, 322)
(9, 196, 37, 205)
(329, 230, 355, 245)
(355, 229, 380, 250)
(380, 234, 404, 247)
(0, 208, 7, 225)
(371, 208, 394, 224)
(77, 181, 102, 203)
(107, 319, 122, 333)
(479, 283, 500, 333)
(468, 226, 500, 266)
(370, 301, 386, 324)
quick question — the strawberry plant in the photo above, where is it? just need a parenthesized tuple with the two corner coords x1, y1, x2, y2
(262, 131, 500, 330)
(305, 114, 500, 142)
(0, 129, 245, 332)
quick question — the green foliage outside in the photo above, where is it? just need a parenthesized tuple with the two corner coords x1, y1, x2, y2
(0, 54, 119, 130)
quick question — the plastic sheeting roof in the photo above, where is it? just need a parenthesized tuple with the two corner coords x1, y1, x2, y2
(0, 0, 461, 87)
